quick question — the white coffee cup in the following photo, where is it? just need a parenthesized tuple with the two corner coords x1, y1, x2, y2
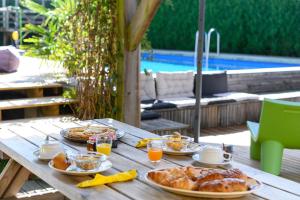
(198, 145, 232, 164)
(39, 142, 64, 159)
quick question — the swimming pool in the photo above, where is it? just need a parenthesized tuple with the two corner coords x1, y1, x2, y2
(141, 53, 300, 72)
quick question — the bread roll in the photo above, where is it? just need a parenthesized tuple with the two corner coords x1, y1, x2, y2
(198, 178, 248, 192)
(52, 153, 70, 170)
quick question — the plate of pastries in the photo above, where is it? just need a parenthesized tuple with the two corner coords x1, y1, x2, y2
(146, 166, 262, 198)
(48, 152, 112, 176)
(162, 132, 201, 155)
(60, 125, 124, 143)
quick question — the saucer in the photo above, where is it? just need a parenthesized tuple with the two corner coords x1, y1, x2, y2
(163, 143, 202, 155)
(192, 154, 232, 166)
(33, 150, 53, 161)
(33, 149, 64, 161)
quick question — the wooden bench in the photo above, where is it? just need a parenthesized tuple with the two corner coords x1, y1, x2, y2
(141, 118, 190, 135)
(0, 96, 77, 120)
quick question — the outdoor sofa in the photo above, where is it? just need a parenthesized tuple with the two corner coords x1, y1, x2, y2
(140, 71, 260, 129)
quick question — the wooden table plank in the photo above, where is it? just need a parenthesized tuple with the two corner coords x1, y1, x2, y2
(9, 119, 200, 200)
(95, 118, 300, 200)
(55, 119, 265, 200)
(51, 119, 264, 200)
(13, 117, 286, 200)
(2, 117, 299, 200)
(0, 128, 130, 200)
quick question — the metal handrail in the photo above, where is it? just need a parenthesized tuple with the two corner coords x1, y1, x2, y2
(205, 28, 220, 69)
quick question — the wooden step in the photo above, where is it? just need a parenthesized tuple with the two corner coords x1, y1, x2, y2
(0, 82, 63, 92)
(0, 96, 77, 111)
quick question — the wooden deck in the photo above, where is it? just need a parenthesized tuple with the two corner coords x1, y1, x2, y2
(0, 56, 66, 86)
(3, 121, 297, 198)
(200, 126, 300, 183)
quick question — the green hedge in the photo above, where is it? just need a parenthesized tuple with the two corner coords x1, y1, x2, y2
(148, 0, 300, 57)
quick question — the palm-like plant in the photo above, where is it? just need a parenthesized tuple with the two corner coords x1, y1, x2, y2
(20, 0, 76, 60)
(21, 0, 124, 121)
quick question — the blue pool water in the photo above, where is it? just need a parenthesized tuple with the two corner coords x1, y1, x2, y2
(141, 53, 300, 72)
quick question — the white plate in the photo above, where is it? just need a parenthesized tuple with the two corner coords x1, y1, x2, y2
(192, 154, 232, 166)
(145, 171, 262, 199)
(60, 127, 125, 143)
(161, 135, 201, 155)
(33, 150, 53, 161)
(163, 143, 202, 155)
(48, 160, 112, 176)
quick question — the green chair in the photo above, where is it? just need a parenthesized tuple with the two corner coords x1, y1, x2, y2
(247, 98, 300, 175)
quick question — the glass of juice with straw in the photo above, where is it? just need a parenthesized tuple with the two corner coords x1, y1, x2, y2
(96, 136, 112, 156)
(147, 140, 163, 163)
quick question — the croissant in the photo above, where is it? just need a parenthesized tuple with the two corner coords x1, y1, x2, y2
(167, 167, 186, 179)
(222, 169, 248, 181)
(196, 168, 248, 185)
(185, 166, 209, 181)
(169, 176, 197, 190)
(196, 170, 225, 185)
(198, 178, 248, 192)
(148, 170, 172, 186)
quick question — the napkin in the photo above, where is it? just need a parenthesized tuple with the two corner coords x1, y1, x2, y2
(135, 138, 164, 148)
(77, 169, 137, 188)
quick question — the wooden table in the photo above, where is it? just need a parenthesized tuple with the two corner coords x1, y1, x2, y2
(1, 117, 300, 200)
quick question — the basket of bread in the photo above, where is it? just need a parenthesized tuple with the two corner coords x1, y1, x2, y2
(145, 166, 262, 198)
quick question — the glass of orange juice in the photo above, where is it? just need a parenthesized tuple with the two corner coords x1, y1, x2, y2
(96, 136, 112, 156)
(147, 140, 163, 163)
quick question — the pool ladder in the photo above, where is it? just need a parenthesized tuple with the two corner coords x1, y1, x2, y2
(194, 28, 220, 69)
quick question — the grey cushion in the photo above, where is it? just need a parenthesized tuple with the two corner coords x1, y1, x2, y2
(140, 72, 156, 101)
(201, 96, 236, 105)
(160, 97, 196, 107)
(141, 110, 161, 120)
(201, 72, 228, 97)
(213, 92, 259, 101)
(0, 46, 20, 73)
(141, 99, 156, 104)
(156, 71, 194, 99)
(141, 99, 177, 110)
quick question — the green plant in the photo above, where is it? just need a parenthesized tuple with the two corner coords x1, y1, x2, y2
(21, 0, 76, 60)
(141, 31, 152, 50)
(21, 0, 124, 120)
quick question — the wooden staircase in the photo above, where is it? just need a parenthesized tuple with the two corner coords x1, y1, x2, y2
(0, 82, 76, 121)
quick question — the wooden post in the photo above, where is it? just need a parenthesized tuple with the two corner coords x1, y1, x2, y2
(124, 0, 140, 127)
(2, 167, 30, 198)
(0, 159, 21, 197)
(123, 0, 161, 127)
(116, 0, 125, 122)
(127, 0, 162, 51)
